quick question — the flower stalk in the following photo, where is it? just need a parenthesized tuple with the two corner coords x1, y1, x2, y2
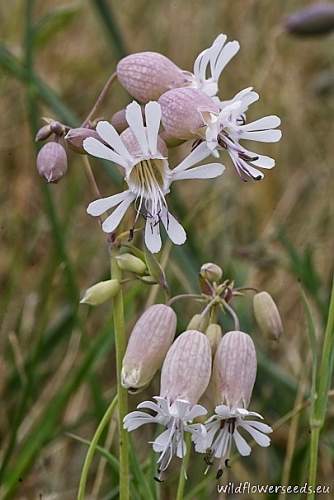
(111, 251, 130, 500)
(308, 275, 334, 498)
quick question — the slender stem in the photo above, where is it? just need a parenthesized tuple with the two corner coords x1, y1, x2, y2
(111, 251, 129, 500)
(222, 300, 240, 330)
(308, 275, 334, 498)
(167, 294, 205, 306)
(77, 394, 118, 500)
(82, 72, 117, 126)
(176, 434, 191, 500)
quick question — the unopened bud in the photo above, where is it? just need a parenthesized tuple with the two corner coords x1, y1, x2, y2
(160, 330, 212, 404)
(80, 279, 120, 305)
(111, 109, 128, 133)
(213, 331, 257, 408)
(35, 124, 53, 142)
(187, 313, 208, 332)
(159, 87, 219, 141)
(284, 3, 334, 36)
(117, 52, 188, 103)
(253, 291, 283, 340)
(36, 142, 68, 183)
(121, 304, 176, 391)
(200, 262, 223, 283)
(205, 323, 222, 355)
(65, 127, 100, 154)
(115, 253, 147, 275)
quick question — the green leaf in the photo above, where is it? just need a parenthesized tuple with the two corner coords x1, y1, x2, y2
(34, 5, 81, 48)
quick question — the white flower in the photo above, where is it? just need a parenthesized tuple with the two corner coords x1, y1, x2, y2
(83, 100, 224, 253)
(189, 34, 240, 98)
(124, 396, 207, 476)
(194, 404, 272, 471)
(202, 87, 282, 180)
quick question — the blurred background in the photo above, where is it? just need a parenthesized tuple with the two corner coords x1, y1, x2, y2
(1, 0, 334, 498)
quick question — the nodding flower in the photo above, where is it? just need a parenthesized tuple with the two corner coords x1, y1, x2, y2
(159, 86, 281, 182)
(83, 100, 224, 253)
(193, 331, 272, 477)
(123, 330, 212, 479)
(121, 304, 177, 392)
(116, 34, 239, 103)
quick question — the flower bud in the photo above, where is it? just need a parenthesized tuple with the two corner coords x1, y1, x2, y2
(80, 279, 120, 305)
(213, 331, 257, 408)
(111, 109, 128, 133)
(253, 291, 283, 340)
(160, 330, 212, 404)
(36, 142, 68, 183)
(115, 253, 147, 275)
(284, 3, 334, 36)
(159, 87, 219, 141)
(200, 262, 223, 283)
(65, 127, 100, 154)
(187, 313, 208, 332)
(117, 52, 188, 103)
(35, 124, 53, 142)
(205, 323, 222, 355)
(121, 304, 176, 390)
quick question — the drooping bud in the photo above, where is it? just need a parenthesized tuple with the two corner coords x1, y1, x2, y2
(159, 87, 219, 141)
(160, 330, 212, 404)
(200, 262, 223, 283)
(205, 323, 222, 355)
(213, 331, 257, 408)
(284, 3, 334, 36)
(65, 127, 101, 154)
(35, 124, 53, 142)
(253, 291, 283, 340)
(187, 313, 208, 332)
(111, 109, 128, 133)
(36, 142, 68, 183)
(117, 52, 188, 103)
(121, 304, 176, 391)
(80, 279, 120, 305)
(115, 253, 147, 275)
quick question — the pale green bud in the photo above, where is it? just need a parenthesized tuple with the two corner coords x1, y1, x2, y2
(205, 323, 222, 355)
(187, 313, 208, 332)
(80, 279, 120, 306)
(200, 262, 223, 283)
(115, 253, 147, 275)
(253, 291, 283, 340)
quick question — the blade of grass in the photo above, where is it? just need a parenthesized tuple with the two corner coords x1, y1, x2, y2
(90, 0, 127, 58)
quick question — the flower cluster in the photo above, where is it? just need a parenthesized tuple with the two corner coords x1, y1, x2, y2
(36, 33, 281, 252)
(122, 262, 282, 479)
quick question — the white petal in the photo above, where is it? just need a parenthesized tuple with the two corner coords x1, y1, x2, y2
(176, 438, 187, 459)
(83, 137, 128, 169)
(145, 101, 161, 155)
(212, 41, 240, 81)
(161, 210, 186, 246)
(233, 429, 251, 456)
(87, 190, 132, 216)
(213, 429, 230, 458)
(186, 404, 208, 420)
(251, 153, 275, 169)
(241, 423, 272, 447)
(123, 410, 156, 431)
(173, 162, 224, 181)
(215, 404, 233, 418)
(145, 219, 162, 253)
(243, 420, 273, 434)
(125, 101, 149, 155)
(173, 142, 211, 173)
(137, 400, 161, 413)
(96, 121, 133, 163)
(240, 129, 282, 143)
(153, 428, 173, 453)
(194, 48, 211, 82)
(241, 115, 281, 132)
(101, 195, 133, 233)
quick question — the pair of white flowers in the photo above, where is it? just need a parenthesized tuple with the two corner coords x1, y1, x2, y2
(83, 33, 282, 253)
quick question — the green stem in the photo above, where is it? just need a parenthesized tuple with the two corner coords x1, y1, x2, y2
(111, 252, 130, 500)
(176, 434, 191, 500)
(308, 275, 334, 498)
(77, 394, 118, 500)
